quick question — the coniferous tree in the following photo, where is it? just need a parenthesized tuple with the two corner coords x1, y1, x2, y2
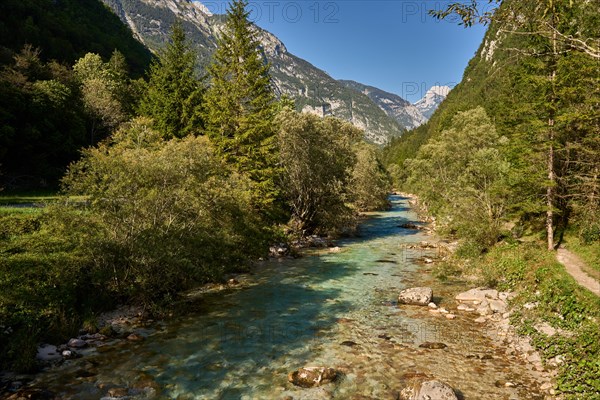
(139, 21, 203, 138)
(203, 0, 278, 209)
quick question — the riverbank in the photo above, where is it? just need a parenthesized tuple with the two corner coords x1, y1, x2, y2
(1, 195, 565, 399)
(404, 191, 600, 399)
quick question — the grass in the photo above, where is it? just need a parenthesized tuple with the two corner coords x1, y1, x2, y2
(0, 189, 86, 216)
(0, 189, 60, 205)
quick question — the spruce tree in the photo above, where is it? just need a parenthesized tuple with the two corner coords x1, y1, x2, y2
(203, 0, 278, 209)
(139, 21, 203, 138)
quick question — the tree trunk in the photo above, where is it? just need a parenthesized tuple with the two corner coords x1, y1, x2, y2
(547, 136, 555, 251)
(546, 14, 558, 251)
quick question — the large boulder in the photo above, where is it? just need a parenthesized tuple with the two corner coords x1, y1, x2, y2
(400, 379, 458, 400)
(288, 367, 337, 388)
(398, 287, 433, 306)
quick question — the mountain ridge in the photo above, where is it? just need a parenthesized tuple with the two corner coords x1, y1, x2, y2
(101, 0, 413, 144)
(339, 80, 428, 130)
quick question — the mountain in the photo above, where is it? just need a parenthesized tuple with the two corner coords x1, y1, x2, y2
(100, 0, 404, 144)
(413, 86, 451, 120)
(338, 80, 427, 130)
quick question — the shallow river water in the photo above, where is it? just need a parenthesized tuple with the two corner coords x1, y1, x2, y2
(28, 195, 545, 399)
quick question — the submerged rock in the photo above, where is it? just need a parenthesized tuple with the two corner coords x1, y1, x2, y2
(107, 387, 128, 398)
(7, 389, 56, 400)
(400, 379, 458, 400)
(398, 222, 420, 229)
(126, 333, 144, 342)
(419, 342, 447, 349)
(398, 287, 433, 306)
(288, 367, 337, 388)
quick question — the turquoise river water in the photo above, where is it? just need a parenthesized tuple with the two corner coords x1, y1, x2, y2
(27, 195, 545, 399)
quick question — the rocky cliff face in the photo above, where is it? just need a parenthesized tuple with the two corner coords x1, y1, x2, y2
(101, 0, 407, 144)
(339, 80, 428, 130)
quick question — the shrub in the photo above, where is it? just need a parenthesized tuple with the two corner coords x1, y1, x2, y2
(63, 118, 268, 304)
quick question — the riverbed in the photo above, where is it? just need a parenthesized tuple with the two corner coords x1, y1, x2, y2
(24, 195, 545, 399)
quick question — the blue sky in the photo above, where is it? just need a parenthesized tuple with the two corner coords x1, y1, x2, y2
(200, 1, 488, 103)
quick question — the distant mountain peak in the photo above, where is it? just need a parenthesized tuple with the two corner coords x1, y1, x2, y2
(427, 85, 451, 97)
(414, 86, 451, 120)
(191, 1, 212, 16)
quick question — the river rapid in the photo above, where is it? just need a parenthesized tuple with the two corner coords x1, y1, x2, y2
(25, 195, 545, 399)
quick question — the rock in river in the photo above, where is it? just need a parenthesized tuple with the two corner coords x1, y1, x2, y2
(108, 387, 128, 398)
(398, 287, 433, 306)
(6, 389, 55, 400)
(400, 379, 458, 400)
(288, 367, 337, 388)
(419, 342, 447, 349)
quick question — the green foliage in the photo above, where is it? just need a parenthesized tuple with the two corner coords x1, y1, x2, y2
(0, 0, 151, 75)
(138, 22, 204, 139)
(0, 46, 87, 187)
(405, 107, 511, 248)
(203, 0, 279, 210)
(277, 110, 361, 235)
(350, 143, 391, 211)
(63, 117, 267, 304)
(74, 51, 137, 141)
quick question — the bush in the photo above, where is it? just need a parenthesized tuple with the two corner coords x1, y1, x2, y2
(404, 107, 511, 250)
(0, 208, 98, 371)
(63, 118, 267, 304)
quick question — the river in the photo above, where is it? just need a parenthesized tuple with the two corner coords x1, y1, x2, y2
(27, 195, 544, 399)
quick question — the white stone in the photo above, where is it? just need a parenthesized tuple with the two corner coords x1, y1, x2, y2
(416, 380, 458, 400)
(477, 305, 492, 316)
(489, 300, 508, 314)
(428, 302, 438, 309)
(534, 322, 557, 337)
(67, 338, 87, 348)
(455, 288, 498, 302)
(398, 287, 433, 306)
